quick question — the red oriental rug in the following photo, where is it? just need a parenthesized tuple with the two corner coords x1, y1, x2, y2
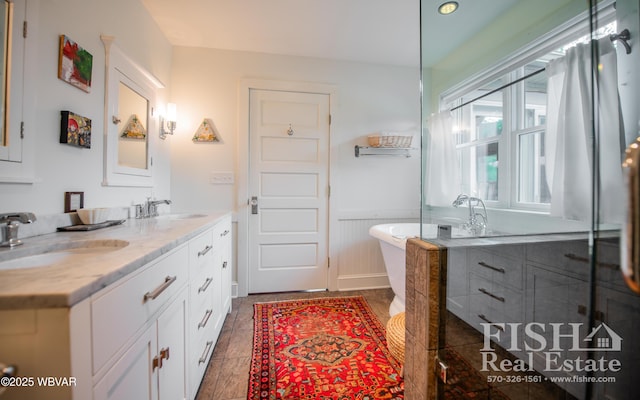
(248, 296, 404, 400)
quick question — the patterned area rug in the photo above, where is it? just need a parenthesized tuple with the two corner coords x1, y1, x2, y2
(248, 296, 404, 399)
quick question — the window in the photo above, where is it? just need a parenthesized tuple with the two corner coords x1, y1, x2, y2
(443, 18, 617, 211)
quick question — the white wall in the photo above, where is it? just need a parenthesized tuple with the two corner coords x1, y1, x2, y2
(169, 47, 422, 290)
(0, 0, 173, 217)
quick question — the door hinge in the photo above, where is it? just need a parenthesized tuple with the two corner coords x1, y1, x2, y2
(328, 185, 331, 197)
(23, 21, 27, 38)
(329, 114, 332, 125)
(20, 122, 24, 139)
(327, 257, 330, 269)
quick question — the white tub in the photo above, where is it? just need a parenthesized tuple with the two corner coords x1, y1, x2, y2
(369, 223, 470, 316)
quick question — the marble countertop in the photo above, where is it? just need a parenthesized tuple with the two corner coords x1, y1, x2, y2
(0, 211, 231, 310)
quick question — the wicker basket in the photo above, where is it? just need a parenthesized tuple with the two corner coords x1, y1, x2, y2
(386, 312, 405, 365)
(368, 135, 413, 148)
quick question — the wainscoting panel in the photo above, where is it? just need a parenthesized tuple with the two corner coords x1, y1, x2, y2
(336, 217, 417, 291)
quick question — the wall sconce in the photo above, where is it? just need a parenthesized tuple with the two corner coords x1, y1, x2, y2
(159, 103, 177, 140)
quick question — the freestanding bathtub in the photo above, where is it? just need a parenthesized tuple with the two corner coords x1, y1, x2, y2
(369, 223, 470, 316)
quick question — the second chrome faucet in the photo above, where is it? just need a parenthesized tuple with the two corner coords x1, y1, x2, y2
(452, 194, 488, 235)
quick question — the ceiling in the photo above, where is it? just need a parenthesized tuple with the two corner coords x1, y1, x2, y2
(140, 0, 521, 68)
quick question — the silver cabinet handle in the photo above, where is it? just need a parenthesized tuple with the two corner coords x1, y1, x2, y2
(198, 341, 214, 364)
(198, 309, 213, 329)
(143, 276, 176, 302)
(222, 261, 228, 269)
(220, 229, 229, 237)
(478, 287, 505, 302)
(198, 245, 213, 257)
(1, 364, 16, 378)
(564, 253, 619, 270)
(478, 314, 504, 331)
(477, 261, 505, 273)
(198, 277, 213, 293)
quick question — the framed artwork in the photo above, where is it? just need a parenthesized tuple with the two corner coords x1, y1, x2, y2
(60, 110, 91, 148)
(120, 114, 146, 139)
(192, 118, 221, 143)
(64, 191, 84, 213)
(58, 35, 93, 92)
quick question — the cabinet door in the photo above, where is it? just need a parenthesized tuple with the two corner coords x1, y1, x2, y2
(158, 288, 188, 400)
(595, 287, 640, 400)
(94, 324, 158, 400)
(525, 264, 589, 399)
(219, 224, 232, 315)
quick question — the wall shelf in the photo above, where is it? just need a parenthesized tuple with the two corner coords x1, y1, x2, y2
(354, 145, 413, 158)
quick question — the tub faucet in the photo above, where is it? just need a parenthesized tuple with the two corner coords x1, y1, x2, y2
(0, 212, 36, 247)
(452, 194, 487, 235)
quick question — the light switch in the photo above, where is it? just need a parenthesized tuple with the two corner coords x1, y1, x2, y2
(210, 172, 234, 184)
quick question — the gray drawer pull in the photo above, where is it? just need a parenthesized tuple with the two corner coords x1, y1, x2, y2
(198, 309, 213, 329)
(198, 277, 213, 293)
(478, 314, 504, 331)
(143, 276, 176, 302)
(220, 229, 230, 237)
(222, 261, 228, 269)
(198, 245, 213, 257)
(478, 261, 505, 273)
(198, 341, 214, 364)
(478, 287, 505, 302)
(564, 253, 619, 270)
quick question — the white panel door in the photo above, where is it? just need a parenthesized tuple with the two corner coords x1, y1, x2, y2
(248, 89, 330, 293)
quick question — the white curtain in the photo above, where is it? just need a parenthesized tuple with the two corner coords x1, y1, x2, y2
(545, 37, 624, 223)
(425, 111, 460, 206)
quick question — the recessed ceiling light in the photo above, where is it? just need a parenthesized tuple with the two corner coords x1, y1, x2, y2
(438, 1, 459, 15)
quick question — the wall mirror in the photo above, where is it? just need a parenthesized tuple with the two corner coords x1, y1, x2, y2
(101, 35, 163, 187)
(0, 0, 26, 164)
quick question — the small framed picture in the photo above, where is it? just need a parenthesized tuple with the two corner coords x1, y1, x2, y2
(60, 110, 91, 148)
(58, 35, 93, 92)
(64, 191, 84, 213)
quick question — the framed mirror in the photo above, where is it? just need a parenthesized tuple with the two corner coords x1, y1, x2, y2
(101, 36, 163, 187)
(0, 0, 24, 164)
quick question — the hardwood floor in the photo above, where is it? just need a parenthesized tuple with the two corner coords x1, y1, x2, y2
(194, 288, 395, 400)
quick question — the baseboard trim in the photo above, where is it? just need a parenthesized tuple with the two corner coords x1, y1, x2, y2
(337, 273, 391, 291)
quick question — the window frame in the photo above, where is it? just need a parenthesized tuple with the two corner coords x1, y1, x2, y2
(439, 2, 616, 213)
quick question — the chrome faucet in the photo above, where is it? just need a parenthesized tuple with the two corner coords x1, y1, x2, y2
(452, 194, 488, 235)
(136, 198, 172, 218)
(0, 212, 36, 247)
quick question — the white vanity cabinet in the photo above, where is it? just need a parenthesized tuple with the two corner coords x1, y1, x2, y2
(188, 214, 232, 396)
(92, 244, 189, 400)
(0, 213, 233, 400)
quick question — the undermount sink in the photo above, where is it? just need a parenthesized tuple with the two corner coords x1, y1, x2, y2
(0, 240, 129, 271)
(155, 213, 207, 220)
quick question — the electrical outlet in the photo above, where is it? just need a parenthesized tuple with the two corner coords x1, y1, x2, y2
(210, 171, 234, 184)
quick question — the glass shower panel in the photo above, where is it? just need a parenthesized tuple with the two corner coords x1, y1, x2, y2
(419, 0, 639, 399)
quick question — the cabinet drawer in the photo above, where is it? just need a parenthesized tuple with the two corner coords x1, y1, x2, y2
(469, 274, 523, 322)
(92, 245, 188, 374)
(468, 248, 523, 290)
(190, 331, 216, 390)
(527, 239, 620, 284)
(189, 229, 215, 277)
